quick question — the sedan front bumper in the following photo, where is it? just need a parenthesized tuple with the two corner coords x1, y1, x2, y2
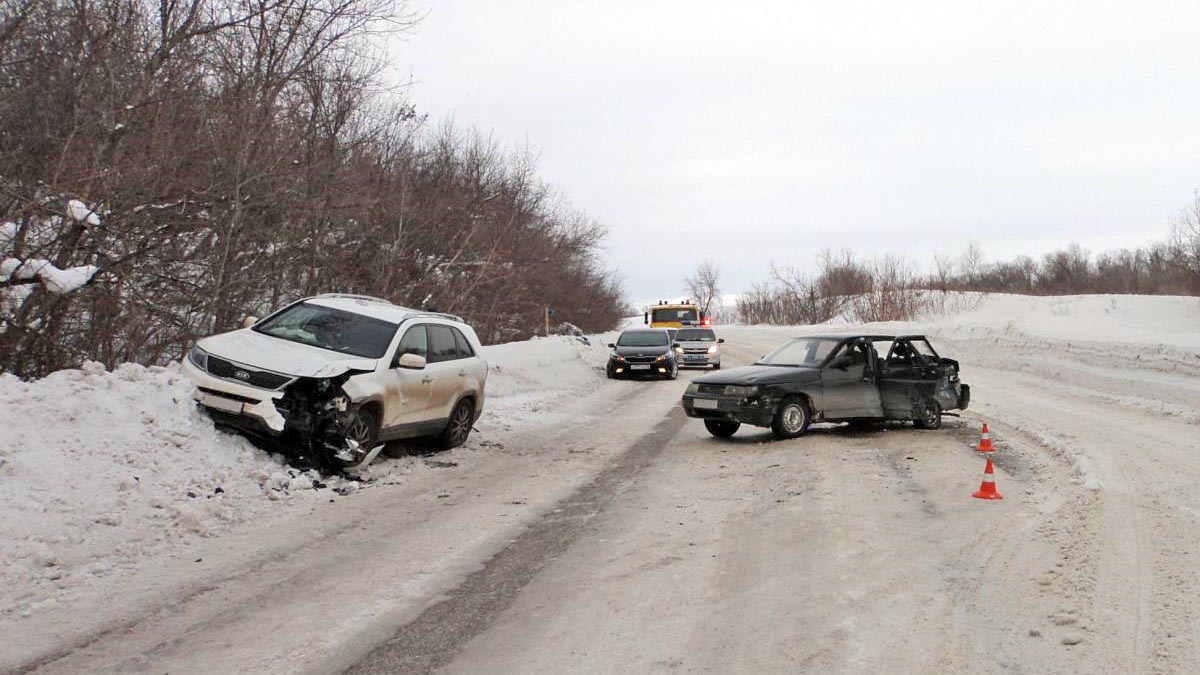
(681, 393, 776, 427)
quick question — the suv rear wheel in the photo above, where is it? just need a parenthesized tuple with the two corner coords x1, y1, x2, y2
(436, 398, 475, 449)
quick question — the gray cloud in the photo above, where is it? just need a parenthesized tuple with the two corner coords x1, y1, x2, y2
(393, 1, 1200, 302)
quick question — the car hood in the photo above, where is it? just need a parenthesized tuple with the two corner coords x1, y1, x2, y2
(614, 344, 671, 357)
(693, 364, 819, 386)
(197, 329, 379, 378)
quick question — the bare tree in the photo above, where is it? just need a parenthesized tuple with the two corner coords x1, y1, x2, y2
(684, 259, 721, 315)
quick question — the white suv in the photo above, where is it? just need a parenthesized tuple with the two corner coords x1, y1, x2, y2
(182, 294, 488, 469)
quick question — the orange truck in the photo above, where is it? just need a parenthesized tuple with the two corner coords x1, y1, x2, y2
(644, 300, 711, 329)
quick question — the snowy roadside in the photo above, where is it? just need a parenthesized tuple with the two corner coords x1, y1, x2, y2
(0, 333, 612, 621)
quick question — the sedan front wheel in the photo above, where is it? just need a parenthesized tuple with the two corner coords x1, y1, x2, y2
(771, 398, 811, 440)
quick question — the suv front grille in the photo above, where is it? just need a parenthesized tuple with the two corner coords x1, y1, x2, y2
(206, 356, 293, 390)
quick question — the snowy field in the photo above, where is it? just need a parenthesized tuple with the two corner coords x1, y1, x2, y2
(5, 293, 1200, 674)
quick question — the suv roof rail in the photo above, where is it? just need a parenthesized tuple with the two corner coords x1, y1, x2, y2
(313, 293, 394, 305)
(407, 311, 465, 323)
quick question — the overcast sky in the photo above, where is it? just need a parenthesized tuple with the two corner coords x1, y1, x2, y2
(391, 1, 1200, 305)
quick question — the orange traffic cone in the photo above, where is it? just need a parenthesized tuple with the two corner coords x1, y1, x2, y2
(976, 423, 996, 453)
(973, 459, 1003, 500)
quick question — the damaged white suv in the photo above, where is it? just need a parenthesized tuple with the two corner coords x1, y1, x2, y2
(182, 294, 487, 470)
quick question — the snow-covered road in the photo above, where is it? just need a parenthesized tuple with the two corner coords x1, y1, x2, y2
(5, 294, 1200, 674)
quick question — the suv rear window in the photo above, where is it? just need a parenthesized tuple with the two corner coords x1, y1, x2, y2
(426, 325, 457, 363)
(254, 302, 397, 358)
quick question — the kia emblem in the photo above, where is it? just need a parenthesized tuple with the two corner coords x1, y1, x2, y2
(234, 370, 251, 380)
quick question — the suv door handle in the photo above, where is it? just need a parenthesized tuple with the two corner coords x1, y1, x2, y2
(457, 370, 467, 377)
(421, 376, 433, 384)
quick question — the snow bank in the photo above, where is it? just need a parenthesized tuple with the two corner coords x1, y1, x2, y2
(928, 293, 1200, 350)
(0, 332, 614, 615)
(0, 362, 335, 615)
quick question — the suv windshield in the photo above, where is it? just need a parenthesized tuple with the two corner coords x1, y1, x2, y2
(617, 331, 669, 347)
(676, 328, 716, 342)
(756, 338, 842, 366)
(254, 302, 398, 358)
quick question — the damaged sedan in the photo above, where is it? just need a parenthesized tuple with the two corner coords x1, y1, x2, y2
(182, 294, 487, 471)
(681, 334, 970, 439)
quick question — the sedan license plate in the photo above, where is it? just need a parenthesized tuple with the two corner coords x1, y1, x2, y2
(685, 355, 707, 361)
(630, 364, 652, 370)
(692, 398, 719, 410)
(198, 392, 244, 414)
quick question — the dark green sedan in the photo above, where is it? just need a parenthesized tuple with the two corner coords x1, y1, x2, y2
(681, 334, 971, 439)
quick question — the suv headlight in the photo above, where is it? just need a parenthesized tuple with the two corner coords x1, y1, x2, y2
(655, 353, 669, 362)
(611, 353, 625, 361)
(723, 385, 759, 396)
(707, 345, 718, 354)
(686, 383, 701, 395)
(189, 345, 208, 370)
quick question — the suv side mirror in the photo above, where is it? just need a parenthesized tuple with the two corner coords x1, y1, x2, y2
(397, 353, 427, 370)
(607, 343, 617, 349)
(831, 354, 853, 370)
(242, 316, 259, 328)
(671, 342, 681, 349)
(717, 338, 725, 343)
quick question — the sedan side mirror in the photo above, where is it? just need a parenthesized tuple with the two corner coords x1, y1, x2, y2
(671, 342, 681, 349)
(242, 315, 259, 328)
(607, 343, 617, 349)
(397, 353, 427, 370)
(718, 338, 725, 343)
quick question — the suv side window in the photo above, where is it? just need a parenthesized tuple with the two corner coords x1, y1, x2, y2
(453, 327, 475, 358)
(427, 325, 460, 364)
(392, 325, 428, 367)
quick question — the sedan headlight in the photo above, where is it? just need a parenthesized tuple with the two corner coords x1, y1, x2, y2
(674, 346, 684, 353)
(707, 345, 718, 354)
(655, 354, 669, 362)
(611, 353, 625, 361)
(189, 345, 208, 370)
(723, 385, 759, 396)
(686, 383, 701, 395)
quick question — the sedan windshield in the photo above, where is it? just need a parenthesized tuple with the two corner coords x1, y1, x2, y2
(617, 331, 669, 347)
(756, 338, 842, 366)
(676, 328, 717, 342)
(254, 302, 398, 358)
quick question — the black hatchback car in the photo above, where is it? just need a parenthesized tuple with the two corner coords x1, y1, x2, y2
(606, 328, 679, 380)
(681, 334, 970, 439)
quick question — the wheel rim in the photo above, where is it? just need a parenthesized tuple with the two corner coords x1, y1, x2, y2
(449, 402, 472, 445)
(923, 403, 940, 427)
(347, 414, 371, 445)
(782, 404, 805, 432)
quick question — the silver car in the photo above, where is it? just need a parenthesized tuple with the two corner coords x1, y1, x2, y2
(672, 327, 723, 369)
